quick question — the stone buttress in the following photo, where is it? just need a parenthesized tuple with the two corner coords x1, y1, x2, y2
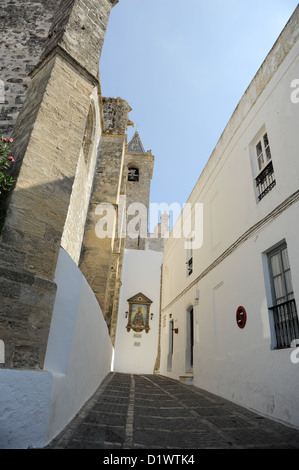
(0, 0, 118, 369)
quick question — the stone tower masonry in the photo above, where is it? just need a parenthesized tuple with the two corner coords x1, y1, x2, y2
(79, 97, 134, 342)
(0, 0, 60, 137)
(0, 0, 159, 367)
(108, 131, 155, 344)
(0, 0, 119, 370)
(124, 130, 154, 250)
(79, 121, 156, 347)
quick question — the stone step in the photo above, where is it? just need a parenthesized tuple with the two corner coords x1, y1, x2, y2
(179, 375, 194, 385)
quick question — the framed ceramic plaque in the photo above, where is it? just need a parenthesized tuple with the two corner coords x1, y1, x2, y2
(126, 293, 152, 333)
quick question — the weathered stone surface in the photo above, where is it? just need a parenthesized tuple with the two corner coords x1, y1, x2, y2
(0, 0, 60, 137)
(0, 0, 118, 369)
(41, 0, 115, 79)
(0, 266, 57, 369)
(79, 98, 157, 337)
(102, 97, 132, 134)
(79, 98, 131, 332)
(1, 54, 95, 280)
(105, 237, 125, 344)
(124, 147, 154, 250)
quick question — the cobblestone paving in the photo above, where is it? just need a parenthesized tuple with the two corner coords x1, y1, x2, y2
(47, 372, 299, 449)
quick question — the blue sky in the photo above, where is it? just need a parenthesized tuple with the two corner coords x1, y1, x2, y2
(100, 0, 298, 212)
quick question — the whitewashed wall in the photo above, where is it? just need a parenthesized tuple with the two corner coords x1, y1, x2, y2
(160, 13, 299, 429)
(0, 369, 53, 449)
(0, 248, 113, 448)
(113, 249, 163, 374)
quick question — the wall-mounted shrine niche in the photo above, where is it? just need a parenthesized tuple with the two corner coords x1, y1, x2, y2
(126, 293, 152, 334)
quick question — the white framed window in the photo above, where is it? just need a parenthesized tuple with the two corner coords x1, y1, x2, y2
(268, 244, 294, 305)
(266, 243, 299, 349)
(251, 129, 276, 202)
(256, 132, 272, 172)
(186, 238, 193, 277)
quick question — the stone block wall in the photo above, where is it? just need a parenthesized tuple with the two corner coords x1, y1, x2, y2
(0, 266, 57, 369)
(0, 52, 97, 368)
(124, 150, 154, 250)
(0, 0, 156, 366)
(79, 97, 132, 335)
(0, 0, 118, 369)
(42, 0, 118, 80)
(0, 0, 60, 137)
(2, 54, 96, 279)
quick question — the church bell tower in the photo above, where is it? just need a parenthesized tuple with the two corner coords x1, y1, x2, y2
(124, 130, 154, 250)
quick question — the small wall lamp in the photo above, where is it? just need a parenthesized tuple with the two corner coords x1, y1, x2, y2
(125, 311, 154, 320)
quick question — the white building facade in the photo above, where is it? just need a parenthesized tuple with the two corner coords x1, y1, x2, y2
(159, 8, 299, 429)
(113, 248, 163, 375)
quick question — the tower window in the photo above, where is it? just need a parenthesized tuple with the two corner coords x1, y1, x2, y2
(128, 168, 139, 182)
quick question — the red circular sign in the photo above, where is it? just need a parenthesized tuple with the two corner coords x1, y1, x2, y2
(236, 306, 247, 329)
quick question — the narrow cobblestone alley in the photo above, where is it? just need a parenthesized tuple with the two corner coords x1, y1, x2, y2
(47, 372, 299, 450)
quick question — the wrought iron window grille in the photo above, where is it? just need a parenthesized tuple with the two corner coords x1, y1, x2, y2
(186, 257, 193, 276)
(255, 160, 276, 201)
(269, 299, 299, 349)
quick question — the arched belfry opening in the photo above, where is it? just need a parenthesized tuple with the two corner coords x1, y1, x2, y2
(128, 166, 139, 182)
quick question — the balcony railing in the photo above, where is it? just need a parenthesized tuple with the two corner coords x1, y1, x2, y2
(269, 299, 299, 349)
(186, 257, 193, 276)
(255, 160, 276, 201)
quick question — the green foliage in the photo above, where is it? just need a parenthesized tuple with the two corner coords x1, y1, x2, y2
(0, 135, 15, 197)
(0, 134, 15, 233)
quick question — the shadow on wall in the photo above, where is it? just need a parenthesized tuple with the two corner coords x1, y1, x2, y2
(0, 176, 77, 369)
(0, 170, 116, 448)
(0, 175, 75, 274)
(0, 246, 113, 449)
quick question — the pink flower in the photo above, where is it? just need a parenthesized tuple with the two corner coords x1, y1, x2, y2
(8, 156, 15, 162)
(2, 138, 6, 142)
(8, 138, 13, 143)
